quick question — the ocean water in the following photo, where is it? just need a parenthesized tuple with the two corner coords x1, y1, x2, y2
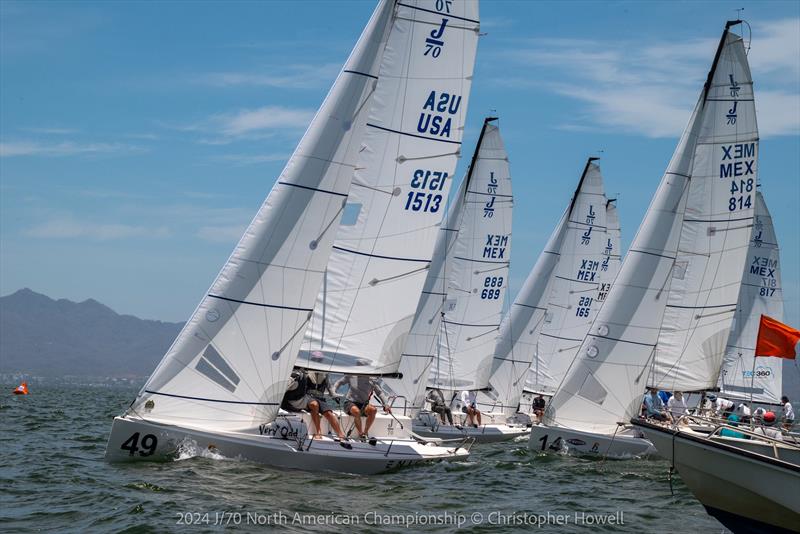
(0, 385, 729, 533)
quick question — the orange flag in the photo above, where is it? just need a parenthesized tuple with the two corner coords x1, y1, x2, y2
(755, 315, 800, 359)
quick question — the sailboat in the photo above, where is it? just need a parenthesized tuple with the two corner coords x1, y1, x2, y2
(105, 0, 481, 475)
(717, 190, 785, 404)
(532, 19, 758, 458)
(479, 158, 620, 431)
(384, 118, 526, 443)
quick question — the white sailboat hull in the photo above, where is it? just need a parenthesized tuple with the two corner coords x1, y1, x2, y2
(412, 411, 529, 443)
(106, 414, 470, 476)
(528, 424, 655, 458)
(632, 419, 800, 533)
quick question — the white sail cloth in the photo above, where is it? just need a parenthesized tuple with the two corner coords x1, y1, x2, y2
(718, 191, 783, 403)
(382, 162, 470, 415)
(134, 1, 396, 431)
(298, 0, 481, 376)
(429, 122, 512, 391)
(528, 161, 616, 397)
(547, 26, 757, 435)
(480, 161, 618, 416)
(649, 29, 758, 393)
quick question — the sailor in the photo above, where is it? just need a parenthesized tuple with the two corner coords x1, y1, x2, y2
(707, 394, 734, 418)
(282, 369, 349, 445)
(426, 388, 453, 425)
(643, 388, 668, 421)
(719, 413, 746, 439)
(332, 374, 390, 444)
(780, 396, 795, 431)
(460, 390, 481, 428)
(667, 391, 688, 424)
(532, 394, 546, 422)
(753, 411, 783, 442)
(734, 403, 752, 422)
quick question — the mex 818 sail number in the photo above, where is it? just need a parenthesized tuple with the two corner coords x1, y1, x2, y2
(121, 432, 158, 456)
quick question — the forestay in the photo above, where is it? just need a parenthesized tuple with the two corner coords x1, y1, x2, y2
(429, 122, 512, 391)
(131, 1, 396, 431)
(718, 191, 783, 403)
(298, 0, 481, 376)
(649, 27, 758, 393)
(546, 23, 756, 435)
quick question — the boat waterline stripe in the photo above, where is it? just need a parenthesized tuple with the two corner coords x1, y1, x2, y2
(396, 2, 480, 24)
(278, 181, 348, 197)
(208, 294, 313, 313)
(332, 246, 429, 263)
(453, 256, 509, 264)
(666, 303, 737, 310)
(443, 320, 500, 328)
(144, 390, 279, 406)
(343, 69, 378, 80)
(366, 123, 462, 145)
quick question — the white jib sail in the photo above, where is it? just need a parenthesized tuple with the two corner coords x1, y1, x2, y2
(298, 0, 481, 376)
(718, 191, 783, 403)
(429, 121, 512, 392)
(527, 160, 615, 398)
(649, 28, 758, 393)
(546, 23, 756, 435)
(132, 1, 395, 432)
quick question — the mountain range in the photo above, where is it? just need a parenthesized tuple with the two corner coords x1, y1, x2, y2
(0, 288, 182, 377)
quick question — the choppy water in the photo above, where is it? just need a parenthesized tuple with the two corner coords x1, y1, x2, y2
(0, 385, 729, 533)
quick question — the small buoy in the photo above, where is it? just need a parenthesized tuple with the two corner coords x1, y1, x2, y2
(12, 382, 29, 395)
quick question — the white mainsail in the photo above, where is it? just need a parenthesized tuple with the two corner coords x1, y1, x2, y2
(429, 121, 513, 391)
(718, 191, 783, 403)
(546, 23, 757, 435)
(383, 118, 494, 416)
(298, 0, 481, 376)
(527, 160, 615, 397)
(132, 1, 396, 431)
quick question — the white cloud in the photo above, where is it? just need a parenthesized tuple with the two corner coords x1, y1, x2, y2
(495, 18, 800, 138)
(24, 217, 170, 240)
(212, 153, 290, 166)
(162, 105, 313, 144)
(0, 140, 142, 158)
(198, 63, 340, 90)
(215, 106, 314, 136)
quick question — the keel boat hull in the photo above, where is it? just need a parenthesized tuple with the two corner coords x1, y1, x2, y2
(106, 415, 470, 475)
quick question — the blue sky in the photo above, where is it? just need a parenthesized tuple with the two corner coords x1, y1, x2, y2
(1, 0, 798, 327)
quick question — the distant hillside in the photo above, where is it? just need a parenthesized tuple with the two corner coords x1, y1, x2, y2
(0, 288, 183, 377)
